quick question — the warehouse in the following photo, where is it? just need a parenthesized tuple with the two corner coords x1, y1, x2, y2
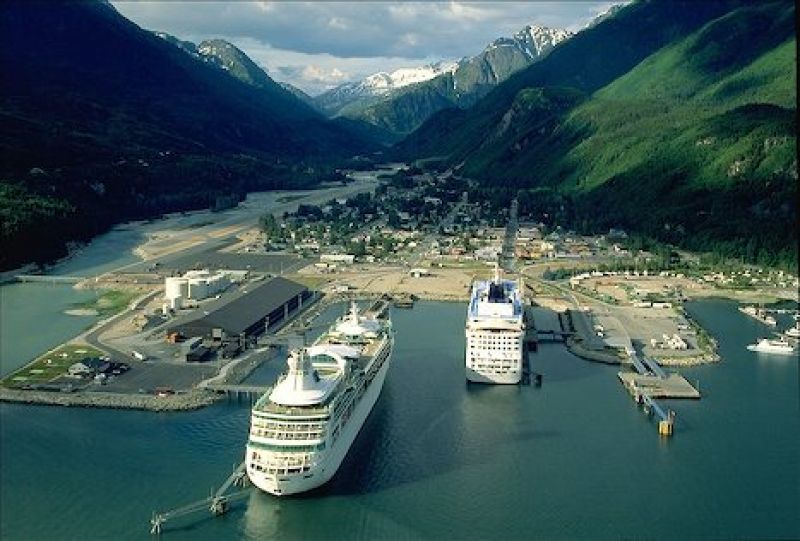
(169, 276, 313, 342)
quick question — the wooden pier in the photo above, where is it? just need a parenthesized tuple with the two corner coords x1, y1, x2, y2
(150, 462, 251, 535)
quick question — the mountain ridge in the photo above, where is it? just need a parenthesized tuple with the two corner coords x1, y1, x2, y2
(314, 23, 573, 134)
(0, 0, 377, 269)
(394, 0, 797, 269)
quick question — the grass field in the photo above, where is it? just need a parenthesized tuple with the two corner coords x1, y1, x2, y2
(288, 275, 330, 289)
(1, 344, 106, 388)
(74, 289, 140, 317)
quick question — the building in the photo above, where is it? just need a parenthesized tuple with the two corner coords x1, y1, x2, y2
(165, 269, 231, 309)
(320, 253, 355, 264)
(169, 277, 312, 343)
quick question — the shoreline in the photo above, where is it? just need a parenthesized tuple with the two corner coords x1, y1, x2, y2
(0, 387, 219, 412)
(1, 289, 729, 412)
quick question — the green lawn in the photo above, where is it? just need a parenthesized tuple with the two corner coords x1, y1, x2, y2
(74, 289, 140, 317)
(1, 344, 106, 388)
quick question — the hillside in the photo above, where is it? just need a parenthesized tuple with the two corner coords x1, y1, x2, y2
(395, 0, 797, 269)
(0, 1, 377, 270)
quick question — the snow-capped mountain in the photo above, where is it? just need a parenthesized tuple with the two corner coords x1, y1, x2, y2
(584, 3, 628, 29)
(487, 25, 573, 62)
(315, 61, 459, 114)
(363, 61, 460, 93)
(314, 24, 572, 132)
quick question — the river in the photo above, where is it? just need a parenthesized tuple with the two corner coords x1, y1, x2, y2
(1, 300, 798, 540)
(0, 170, 388, 375)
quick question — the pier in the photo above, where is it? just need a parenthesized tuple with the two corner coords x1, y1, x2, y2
(204, 384, 270, 400)
(150, 462, 251, 535)
(535, 329, 573, 343)
(617, 352, 700, 436)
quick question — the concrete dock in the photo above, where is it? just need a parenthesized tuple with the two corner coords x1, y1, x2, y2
(618, 372, 700, 399)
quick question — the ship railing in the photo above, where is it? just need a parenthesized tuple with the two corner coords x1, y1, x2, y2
(251, 429, 325, 441)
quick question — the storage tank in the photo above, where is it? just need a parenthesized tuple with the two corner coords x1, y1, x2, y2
(165, 277, 188, 301)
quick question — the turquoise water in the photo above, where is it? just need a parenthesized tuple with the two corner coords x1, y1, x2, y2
(1, 300, 798, 539)
(0, 283, 100, 374)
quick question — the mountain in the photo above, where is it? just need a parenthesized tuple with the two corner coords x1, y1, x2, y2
(396, 0, 797, 269)
(154, 32, 325, 113)
(278, 82, 322, 112)
(315, 24, 572, 135)
(0, 1, 378, 270)
(315, 61, 459, 115)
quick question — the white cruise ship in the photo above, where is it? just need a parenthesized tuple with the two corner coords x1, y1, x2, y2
(746, 337, 797, 356)
(245, 302, 393, 496)
(465, 267, 525, 384)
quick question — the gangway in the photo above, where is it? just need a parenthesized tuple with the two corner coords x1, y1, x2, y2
(629, 353, 667, 379)
(640, 394, 676, 436)
(629, 354, 649, 375)
(150, 462, 251, 535)
(204, 383, 270, 398)
(641, 356, 667, 379)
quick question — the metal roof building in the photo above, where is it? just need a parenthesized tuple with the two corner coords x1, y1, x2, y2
(170, 276, 312, 340)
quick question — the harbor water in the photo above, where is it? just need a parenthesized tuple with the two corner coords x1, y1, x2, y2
(1, 299, 798, 539)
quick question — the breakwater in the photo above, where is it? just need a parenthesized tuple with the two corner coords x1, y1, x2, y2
(0, 387, 218, 411)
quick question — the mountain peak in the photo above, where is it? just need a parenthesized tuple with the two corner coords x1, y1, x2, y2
(491, 24, 574, 59)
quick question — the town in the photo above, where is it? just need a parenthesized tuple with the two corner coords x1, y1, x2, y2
(2, 164, 797, 411)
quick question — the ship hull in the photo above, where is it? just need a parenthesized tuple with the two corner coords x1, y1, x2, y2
(247, 343, 392, 496)
(746, 345, 796, 356)
(465, 366, 521, 384)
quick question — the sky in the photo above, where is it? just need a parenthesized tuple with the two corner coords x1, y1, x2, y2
(112, 1, 618, 96)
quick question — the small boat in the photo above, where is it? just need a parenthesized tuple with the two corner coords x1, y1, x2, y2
(783, 321, 800, 339)
(746, 337, 797, 356)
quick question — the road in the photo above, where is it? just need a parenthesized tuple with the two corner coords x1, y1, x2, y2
(120, 175, 383, 270)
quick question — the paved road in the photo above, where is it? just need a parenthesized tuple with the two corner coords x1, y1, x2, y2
(106, 174, 382, 276)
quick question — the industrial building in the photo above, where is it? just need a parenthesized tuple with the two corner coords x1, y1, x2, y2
(164, 269, 237, 309)
(169, 276, 312, 344)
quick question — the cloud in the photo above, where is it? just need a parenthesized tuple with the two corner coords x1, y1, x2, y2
(114, 2, 611, 59)
(112, 1, 620, 93)
(327, 17, 348, 31)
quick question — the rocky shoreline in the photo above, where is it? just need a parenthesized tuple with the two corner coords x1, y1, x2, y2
(0, 387, 219, 412)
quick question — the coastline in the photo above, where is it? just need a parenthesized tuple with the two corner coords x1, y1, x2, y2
(0, 387, 219, 411)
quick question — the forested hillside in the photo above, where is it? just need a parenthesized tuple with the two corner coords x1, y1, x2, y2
(396, 0, 797, 269)
(0, 1, 376, 270)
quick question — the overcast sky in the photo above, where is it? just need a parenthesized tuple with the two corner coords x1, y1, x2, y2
(112, 1, 618, 95)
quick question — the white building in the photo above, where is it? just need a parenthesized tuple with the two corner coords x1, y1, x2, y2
(320, 254, 355, 264)
(165, 270, 230, 309)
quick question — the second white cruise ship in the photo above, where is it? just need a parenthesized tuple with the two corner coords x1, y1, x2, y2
(245, 301, 393, 495)
(465, 267, 525, 384)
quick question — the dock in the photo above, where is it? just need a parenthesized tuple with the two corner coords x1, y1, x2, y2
(204, 384, 271, 400)
(150, 462, 251, 535)
(618, 353, 699, 436)
(618, 372, 700, 399)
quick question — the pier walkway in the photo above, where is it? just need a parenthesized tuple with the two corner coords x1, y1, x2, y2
(204, 383, 270, 399)
(629, 353, 667, 379)
(150, 462, 251, 535)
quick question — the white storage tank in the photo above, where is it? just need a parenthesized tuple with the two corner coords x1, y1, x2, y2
(165, 277, 188, 301)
